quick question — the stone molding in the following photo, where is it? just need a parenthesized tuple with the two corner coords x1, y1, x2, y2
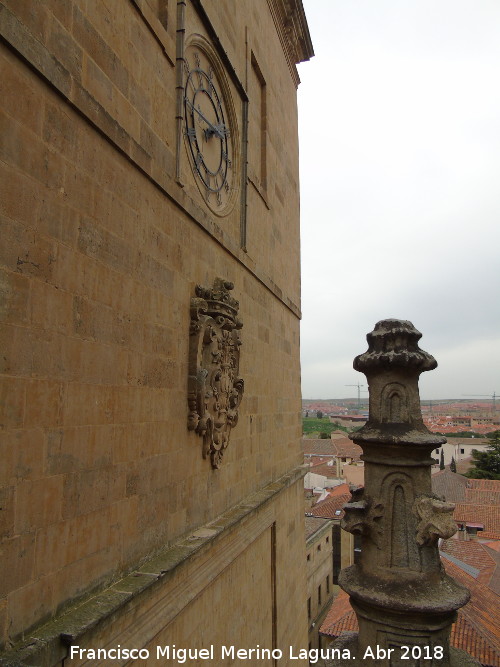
(267, 0, 314, 87)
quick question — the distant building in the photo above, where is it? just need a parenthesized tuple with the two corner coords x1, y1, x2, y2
(329, 415, 367, 428)
(305, 517, 335, 651)
(306, 486, 358, 585)
(431, 438, 491, 468)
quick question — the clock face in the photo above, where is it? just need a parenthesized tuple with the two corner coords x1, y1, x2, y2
(183, 45, 236, 214)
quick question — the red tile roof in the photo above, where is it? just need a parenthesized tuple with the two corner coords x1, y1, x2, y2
(450, 613, 500, 666)
(454, 504, 500, 536)
(431, 474, 500, 540)
(440, 539, 492, 568)
(444, 559, 500, 666)
(464, 479, 500, 506)
(308, 493, 352, 520)
(310, 463, 338, 478)
(320, 589, 356, 637)
(328, 483, 351, 498)
(481, 545, 500, 596)
(440, 539, 498, 588)
(469, 480, 500, 491)
(303, 439, 338, 456)
(466, 489, 500, 506)
(424, 421, 497, 435)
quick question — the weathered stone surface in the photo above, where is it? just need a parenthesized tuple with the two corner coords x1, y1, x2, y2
(337, 320, 476, 666)
(0, 0, 312, 659)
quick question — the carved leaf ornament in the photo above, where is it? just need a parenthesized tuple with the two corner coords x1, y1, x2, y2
(414, 495, 457, 546)
(341, 486, 384, 548)
(188, 278, 244, 468)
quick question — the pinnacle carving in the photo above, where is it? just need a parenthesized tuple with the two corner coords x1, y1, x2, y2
(341, 487, 384, 548)
(414, 495, 457, 546)
(352, 320, 444, 436)
(187, 278, 244, 468)
(354, 319, 437, 374)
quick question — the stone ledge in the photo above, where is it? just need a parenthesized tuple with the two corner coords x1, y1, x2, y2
(0, 465, 307, 667)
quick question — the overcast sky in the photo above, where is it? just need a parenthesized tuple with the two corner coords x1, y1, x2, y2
(297, 0, 500, 401)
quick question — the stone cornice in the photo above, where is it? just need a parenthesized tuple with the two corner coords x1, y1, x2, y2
(267, 0, 314, 87)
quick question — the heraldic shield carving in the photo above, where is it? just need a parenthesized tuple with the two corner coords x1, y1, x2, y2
(188, 278, 244, 468)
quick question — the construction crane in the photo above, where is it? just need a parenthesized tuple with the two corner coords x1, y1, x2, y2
(346, 383, 366, 411)
(462, 392, 497, 412)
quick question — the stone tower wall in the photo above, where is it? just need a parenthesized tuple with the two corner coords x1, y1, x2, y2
(0, 0, 312, 661)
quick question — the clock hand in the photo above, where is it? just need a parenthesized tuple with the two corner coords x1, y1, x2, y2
(185, 99, 226, 139)
(211, 123, 229, 139)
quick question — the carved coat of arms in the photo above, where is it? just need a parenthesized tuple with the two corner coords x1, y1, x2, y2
(188, 278, 244, 468)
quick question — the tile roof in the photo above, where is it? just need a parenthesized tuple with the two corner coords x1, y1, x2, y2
(308, 493, 352, 520)
(464, 479, 500, 506)
(310, 456, 335, 467)
(481, 544, 500, 596)
(439, 539, 498, 585)
(468, 479, 500, 492)
(454, 504, 500, 536)
(444, 439, 490, 448)
(444, 559, 500, 666)
(320, 589, 356, 637)
(481, 532, 500, 541)
(441, 551, 481, 579)
(303, 439, 337, 456)
(328, 483, 351, 498)
(432, 471, 500, 506)
(432, 470, 468, 503)
(466, 489, 500, 506)
(450, 613, 500, 667)
(305, 516, 331, 541)
(310, 463, 339, 478)
(334, 439, 363, 461)
(425, 421, 498, 435)
(431, 473, 500, 541)
(302, 438, 362, 461)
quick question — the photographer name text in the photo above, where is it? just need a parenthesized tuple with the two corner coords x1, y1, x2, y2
(70, 643, 445, 663)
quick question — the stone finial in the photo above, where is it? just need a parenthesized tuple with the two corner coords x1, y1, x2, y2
(352, 320, 444, 441)
(333, 319, 474, 666)
(354, 319, 437, 373)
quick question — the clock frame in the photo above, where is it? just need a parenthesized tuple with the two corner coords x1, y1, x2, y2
(183, 40, 238, 216)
